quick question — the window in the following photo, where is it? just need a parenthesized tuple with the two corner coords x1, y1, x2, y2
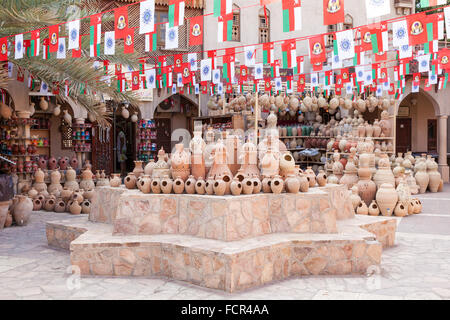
(156, 10, 169, 47)
(344, 14, 353, 30)
(259, 8, 270, 43)
(61, 118, 73, 149)
(327, 25, 337, 47)
(232, 4, 240, 42)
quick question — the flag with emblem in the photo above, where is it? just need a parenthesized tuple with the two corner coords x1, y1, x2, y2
(40, 81, 49, 94)
(124, 29, 134, 54)
(67, 20, 80, 50)
(188, 53, 198, 71)
(0, 37, 7, 61)
(169, 0, 185, 27)
(438, 48, 450, 70)
(223, 54, 235, 82)
(310, 73, 318, 88)
(297, 74, 306, 92)
(254, 63, 264, 80)
(14, 34, 24, 59)
(309, 35, 326, 64)
(201, 58, 212, 82)
(140, 0, 155, 34)
(263, 42, 274, 65)
(212, 69, 221, 84)
(30, 30, 40, 57)
(165, 26, 178, 49)
(90, 14, 102, 57)
(264, 78, 272, 92)
(145, 69, 156, 89)
(173, 54, 183, 74)
(323, 0, 344, 25)
(48, 25, 59, 53)
(56, 37, 66, 59)
(182, 63, 191, 84)
(417, 54, 431, 73)
(365, 0, 390, 19)
(334, 29, 354, 60)
(104, 31, 115, 55)
(407, 13, 427, 46)
(239, 65, 248, 84)
(114, 6, 128, 39)
(218, 13, 233, 42)
(214, 0, 232, 17)
(392, 19, 409, 48)
(244, 46, 256, 67)
(295, 56, 304, 74)
(282, 0, 302, 32)
(189, 15, 203, 46)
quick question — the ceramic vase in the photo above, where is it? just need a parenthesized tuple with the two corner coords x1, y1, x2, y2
(151, 177, 161, 194)
(230, 178, 242, 196)
(140, 175, 152, 194)
(394, 202, 408, 217)
(376, 183, 398, 216)
(270, 175, 284, 194)
(12, 196, 32, 226)
(133, 161, 144, 179)
(368, 200, 380, 216)
(110, 174, 122, 187)
(213, 176, 226, 196)
(195, 178, 206, 195)
(356, 201, 369, 215)
(171, 144, 191, 181)
(124, 173, 137, 189)
(161, 176, 174, 194)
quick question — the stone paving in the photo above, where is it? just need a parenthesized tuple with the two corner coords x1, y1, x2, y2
(1, 186, 450, 300)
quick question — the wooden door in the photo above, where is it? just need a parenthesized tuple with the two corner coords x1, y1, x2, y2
(396, 118, 412, 154)
(155, 118, 172, 153)
(428, 119, 437, 153)
(91, 125, 113, 175)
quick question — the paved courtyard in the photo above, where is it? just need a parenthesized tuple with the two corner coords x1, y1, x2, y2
(1, 186, 450, 300)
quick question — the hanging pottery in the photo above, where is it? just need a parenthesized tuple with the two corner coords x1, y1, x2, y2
(39, 97, 49, 111)
(131, 112, 138, 123)
(53, 104, 61, 116)
(121, 105, 130, 119)
(63, 109, 72, 125)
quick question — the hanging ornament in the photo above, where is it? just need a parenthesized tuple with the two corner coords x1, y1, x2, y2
(29, 102, 35, 116)
(39, 96, 48, 111)
(121, 105, 129, 119)
(53, 104, 61, 116)
(131, 112, 138, 123)
(0, 102, 12, 119)
(63, 109, 72, 125)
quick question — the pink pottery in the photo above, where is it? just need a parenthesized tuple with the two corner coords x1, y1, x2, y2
(13, 196, 33, 226)
(195, 177, 206, 195)
(230, 178, 242, 196)
(376, 183, 398, 216)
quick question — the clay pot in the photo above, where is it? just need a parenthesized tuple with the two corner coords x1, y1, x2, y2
(69, 201, 82, 215)
(368, 201, 380, 216)
(252, 176, 262, 194)
(82, 189, 94, 201)
(0, 201, 9, 229)
(415, 169, 429, 194)
(54, 200, 66, 213)
(110, 174, 122, 187)
(356, 201, 369, 215)
(428, 169, 441, 193)
(270, 175, 284, 194)
(44, 198, 56, 211)
(60, 188, 73, 202)
(12, 196, 33, 226)
(394, 202, 408, 217)
(213, 176, 226, 196)
(32, 198, 42, 211)
(305, 167, 316, 187)
(204, 177, 214, 195)
(0, 102, 12, 119)
(80, 168, 95, 190)
(195, 178, 206, 195)
(139, 175, 152, 194)
(4, 211, 12, 228)
(151, 177, 161, 194)
(64, 167, 79, 191)
(357, 167, 377, 206)
(350, 186, 361, 211)
(261, 176, 271, 193)
(161, 176, 174, 194)
(376, 183, 398, 216)
(81, 200, 91, 214)
(230, 178, 243, 196)
(316, 170, 327, 187)
(133, 161, 144, 179)
(173, 178, 184, 194)
(124, 173, 137, 189)
(72, 191, 84, 204)
(286, 174, 300, 193)
(414, 199, 422, 214)
(144, 160, 156, 176)
(171, 144, 191, 181)
(279, 153, 296, 177)
(298, 173, 309, 193)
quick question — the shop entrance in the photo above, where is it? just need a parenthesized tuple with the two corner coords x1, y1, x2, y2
(427, 119, 438, 153)
(396, 118, 412, 154)
(114, 115, 137, 176)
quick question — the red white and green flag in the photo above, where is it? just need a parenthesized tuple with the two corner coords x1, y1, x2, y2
(324, 70, 333, 86)
(294, 56, 304, 74)
(353, 45, 364, 66)
(90, 14, 102, 57)
(64, 80, 69, 97)
(42, 39, 50, 60)
(282, 40, 296, 69)
(263, 42, 274, 65)
(168, 0, 185, 27)
(30, 30, 40, 57)
(420, 0, 446, 8)
(27, 75, 35, 90)
(214, 0, 232, 17)
(223, 54, 235, 82)
(282, 0, 302, 32)
(217, 13, 233, 43)
(371, 22, 388, 54)
(145, 31, 157, 52)
(438, 73, 448, 89)
(271, 60, 280, 78)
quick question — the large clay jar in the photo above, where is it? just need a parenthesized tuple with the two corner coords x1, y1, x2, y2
(48, 170, 63, 194)
(316, 170, 327, 187)
(357, 167, 377, 206)
(213, 176, 226, 196)
(298, 173, 309, 193)
(242, 177, 254, 195)
(152, 148, 171, 178)
(195, 177, 206, 195)
(230, 178, 243, 196)
(0, 201, 9, 229)
(64, 167, 79, 191)
(171, 144, 191, 181)
(340, 170, 359, 189)
(139, 175, 152, 194)
(376, 183, 398, 216)
(394, 202, 408, 217)
(80, 168, 95, 190)
(379, 111, 392, 137)
(285, 174, 300, 193)
(110, 174, 122, 187)
(124, 173, 137, 189)
(48, 157, 58, 170)
(69, 201, 82, 215)
(356, 201, 369, 215)
(350, 186, 361, 211)
(239, 141, 260, 179)
(190, 131, 206, 180)
(368, 200, 380, 216)
(132, 161, 145, 179)
(161, 176, 174, 194)
(396, 178, 411, 206)
(208, 140, 232, 180)
(260, 141, 279, 178)
(33, 168, 47, 193)
(144, 159, 156, 176)
(305, 167, 316, 187)
(60, 188, 73, 202)
(373, 156, 395, 189)
(151, 177, 161, 194)
(279, 152, 296, 178)
(428, 163, 441, 193)
(415, 162, 430, 194)
(13, 196, 33, 226)
(173, 178, 185, 194)
(270, 175, 284, 194)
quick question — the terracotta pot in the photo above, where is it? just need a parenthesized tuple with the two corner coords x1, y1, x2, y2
(110, 174, 121, 187)
(415, 169, 429, 194)
(270, 176, 284, 194)
(12, 196, 32, 226)
(368, 200, 380, 216)
(183, 176, 196, 194)
(69, 201, 82, 215)
(81, 200, 91, 214)
(195, 178, 206, 195)
(133, 161, 144, 179)
(230, 178, 242, 196)
(161, 176, 174, 194)
(173, 178, 185, 194)
(139, 175, 152, 194)
(151, 177, 161, 194)
(356, 201, 369, 215)
(144, 160, 156, 176)
(48, 157, 58, 170)
(60, 188, 73, 202)
(70, 156, 78, 170)
(213, 176, 226, 196)
(64, 167, 79, 191)
(4, 211, 12, 228)
(376, 183, 398, 216)
(261, 176, 271, 193)
(32, 198, 42, 211)
(428, 169, 441, 193)
(80, 168, 95, 190)
(44, 198, 56, 211)
(58, 157, 68, 170)
(124, 173, 137, 189)
(357, 167, 376, 206)
(54, 200, 66, 213)
(394, 202, 408, 217)
(285, 174, 300, 193)
(340, 171, 359, 190)
(72, 191, 84, 204)
(414, 199, 422, 214)
(279, 153, 296, 177)
(305, 167, 316, 187)
(252, 176, 262, 194)
(171, 144, 190, 181)
(0, 201, 9, 229)
(350, 186, 361, 211)
(298, 173, 309, 193)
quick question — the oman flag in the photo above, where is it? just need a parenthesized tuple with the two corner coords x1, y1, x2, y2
(323, 0, 344, 25)
(370, 22, 388, 54)
(309, 35, 326, 64)
(214, 0, 232, 18)
(30, 30, 40, 57)
(145, 31, 157, 52)
(263, 42, 274, 65)
(407, 13, 428, 46)
(223, 53, 235, 82)
(169, 0, 185, 27)
(90, 14, 102, 57)
(282, 0, 302, 32)
(420, 0, 446, 8)
(218, 13, 233, 43)
(282, 40, 296, 69)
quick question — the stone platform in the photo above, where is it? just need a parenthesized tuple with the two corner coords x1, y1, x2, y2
(46, 184, 397, 292)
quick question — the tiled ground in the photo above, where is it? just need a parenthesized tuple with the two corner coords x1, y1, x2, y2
(0, 185, 450, 300)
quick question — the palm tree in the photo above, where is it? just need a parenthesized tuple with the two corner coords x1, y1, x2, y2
(0, 0, 142, 125)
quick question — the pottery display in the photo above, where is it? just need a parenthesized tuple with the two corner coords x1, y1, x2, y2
(190, 131, 206, 179)
(305, 167, 317, 187)
(285, 174, 300, 193)
(64, 167, 79, 191)
(252, 176, 262, 194)
(394, 202, 408, 217)
(48, 170, 63, 194)
(316, 170, 327, 187)
(33, 168, 47, 193)
(242, 177, 254, 195)
(144, 159, 156, 176)
(152, 148, 171, 178)
(376, 183, 398, 216)
(415, 160, 430, 194)
(54, 200, 66, 213)
(230, 178, 242, 196)
(205, 178, 215, 195)
(171, 144, 190, 181)
(12, 196, 32, 226)
(350, 186, 361, 211)
(81, 200, 91, 214)
(32, 198, 42, 211)
(150, 177, 161, 194)
(213, 176, 226, 196)
(357, 167, 377, 206)
(195, 178, 206, 195)
(173, 178, 185, 194)
(69, 201, 82, 215)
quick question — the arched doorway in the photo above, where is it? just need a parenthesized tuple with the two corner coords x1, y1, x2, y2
(153, 94, 198, 153)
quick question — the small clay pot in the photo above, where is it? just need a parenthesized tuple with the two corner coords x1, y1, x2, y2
(54, 200, 66, 213)
(205, 178, 214, 195)
(213, 176, 226, 196)
(69, 201, 82, 215)
(270, 176, 284, 194)
(356, 201, 369, 215)
(230, 178, 242, 196)
(242, 178, 254, 195)
(368, 200, 380, 216)
(184, 176, 196, 194)
(394, 202, 408, 217)
(172, 178, 184, 194)
(252, 176, 262, 194)
(124, 173, 137, 189)
(151, 177, 161, 194)
(81, 200, 91, 214)
(261, 176, 271, 193)
(139, 175, 152, 194)
(195, 178, 206, 195)
(33, 198, 42, 211)
(44, 198, 56, 211)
